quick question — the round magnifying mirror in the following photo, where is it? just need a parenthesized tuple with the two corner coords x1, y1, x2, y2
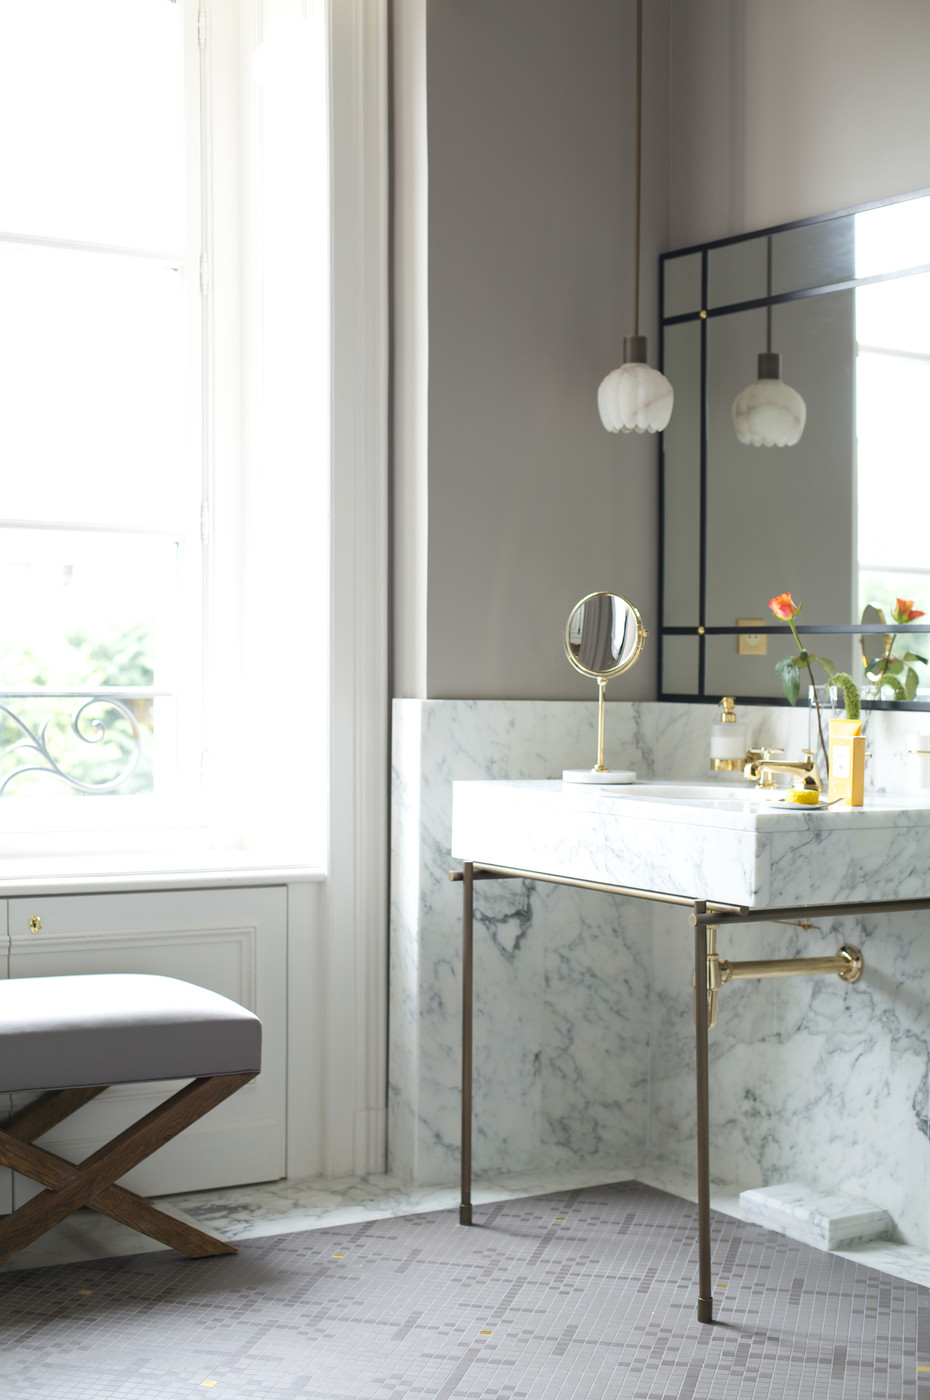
(563, 592, 646, 784)
(565, 591, 646, 679)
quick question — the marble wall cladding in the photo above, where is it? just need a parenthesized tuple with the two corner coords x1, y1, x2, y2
(655, 701, 807, 781)
(539, 885, 652, 1166)
(862, 707, 930, 794)
(388, 700, 654, 1185)
(647, 902, 930, 1248)
(390, 697, 930, 1246)
(655, 697, 930, 795)
(764, 910, 930, 1248)
(647, 910, 782, 1189)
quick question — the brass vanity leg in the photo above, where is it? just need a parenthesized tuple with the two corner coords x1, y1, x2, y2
(693, 903, 714, 1323)
(460, 862, 474, 1226)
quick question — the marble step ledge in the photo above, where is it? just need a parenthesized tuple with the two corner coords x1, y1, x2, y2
(739, 1181, 893, 1251)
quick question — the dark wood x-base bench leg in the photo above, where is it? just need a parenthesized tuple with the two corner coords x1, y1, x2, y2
(0, 1072, 257, 1265)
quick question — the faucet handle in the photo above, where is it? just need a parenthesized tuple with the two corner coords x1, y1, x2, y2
(800, 749, 825, 791)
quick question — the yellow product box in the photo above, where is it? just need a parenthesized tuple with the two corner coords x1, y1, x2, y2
(827, 718, 864, 806)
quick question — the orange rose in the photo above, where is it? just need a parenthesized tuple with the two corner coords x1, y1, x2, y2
(768, 592, 798, 621)
(893, 598, 926, 623)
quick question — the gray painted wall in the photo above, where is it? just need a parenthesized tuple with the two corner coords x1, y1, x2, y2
(394, 0, 670, 701)
(392, 0, 930, 702)
(668, 0, 930, 248)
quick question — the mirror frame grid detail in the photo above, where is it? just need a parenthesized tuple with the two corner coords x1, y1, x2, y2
(658, 185, 930, 711)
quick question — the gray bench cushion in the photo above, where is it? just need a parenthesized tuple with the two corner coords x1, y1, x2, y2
(0, 974, 262, 1093)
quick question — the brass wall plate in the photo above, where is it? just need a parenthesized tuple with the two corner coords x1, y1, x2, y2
(737, 619, 767, 656)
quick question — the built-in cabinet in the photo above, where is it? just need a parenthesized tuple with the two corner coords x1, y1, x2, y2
(0, 885, 288, 1213)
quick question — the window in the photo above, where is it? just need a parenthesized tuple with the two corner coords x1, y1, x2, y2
(0, 0, 331, 868)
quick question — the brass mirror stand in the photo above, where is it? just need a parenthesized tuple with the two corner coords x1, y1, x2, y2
(593, 675, 609, 773)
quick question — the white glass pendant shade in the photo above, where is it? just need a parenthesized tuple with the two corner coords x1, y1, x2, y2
(732, 353, 806, 447)
(598, 339, 674, 434)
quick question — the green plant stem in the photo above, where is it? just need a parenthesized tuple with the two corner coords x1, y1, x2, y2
(788, 610, 828, 764)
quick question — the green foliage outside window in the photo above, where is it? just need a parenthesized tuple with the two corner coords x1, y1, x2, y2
(0, 617, 156, 797)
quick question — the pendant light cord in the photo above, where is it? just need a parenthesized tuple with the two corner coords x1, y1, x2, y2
(632, 0, 643, 337)
(766, 235, 773, 354)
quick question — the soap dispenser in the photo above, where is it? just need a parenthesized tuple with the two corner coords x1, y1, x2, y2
(710, 697, 748, 772)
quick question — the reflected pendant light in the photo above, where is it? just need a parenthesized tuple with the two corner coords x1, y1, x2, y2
(732, 237, 807, 447)
(597, 0, 673, 435)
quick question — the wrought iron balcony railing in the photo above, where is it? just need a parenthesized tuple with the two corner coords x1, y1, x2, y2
(0, 689, 169, 796)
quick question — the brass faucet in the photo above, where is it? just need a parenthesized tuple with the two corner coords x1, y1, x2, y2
(743, 746, 824, 793)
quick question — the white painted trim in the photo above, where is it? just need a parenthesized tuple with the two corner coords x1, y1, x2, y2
(391, 0, 429, 699)
(320, 0, 390, 1177)
(285, 880, 324, 1179)
(0, 869, 324, 899)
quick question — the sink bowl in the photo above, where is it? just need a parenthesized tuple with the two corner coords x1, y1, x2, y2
(604, 781, 772, 803)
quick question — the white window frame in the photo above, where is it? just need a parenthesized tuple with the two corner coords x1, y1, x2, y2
(0, 0, 389, 1183)
(0, 1, 389, 899)
(0, 0, 206, 850)
(318, 0, 390, 1173)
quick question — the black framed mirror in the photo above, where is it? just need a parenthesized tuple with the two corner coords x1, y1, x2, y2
(659, 187, 930, 708)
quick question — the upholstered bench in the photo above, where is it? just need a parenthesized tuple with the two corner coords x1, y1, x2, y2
(0, 973, 262, 1265)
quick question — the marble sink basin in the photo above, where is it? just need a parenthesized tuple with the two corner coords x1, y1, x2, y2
(451, 778, 930, 909)
(604, 781, 772, 804)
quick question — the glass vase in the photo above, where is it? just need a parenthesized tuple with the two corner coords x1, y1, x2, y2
(807, 684, 839, 780)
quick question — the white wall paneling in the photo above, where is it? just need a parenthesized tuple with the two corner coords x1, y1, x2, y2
(284, 879, 325, 1180)
(5, 886, 287, 1204)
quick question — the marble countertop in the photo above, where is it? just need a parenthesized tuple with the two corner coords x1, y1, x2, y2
(451, 779, 930, 909)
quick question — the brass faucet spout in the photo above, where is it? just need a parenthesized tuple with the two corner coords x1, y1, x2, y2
(743, 747, 824, 793)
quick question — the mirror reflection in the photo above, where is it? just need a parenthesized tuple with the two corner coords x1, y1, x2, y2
(860, 603, 891, 674)
(660, 188, 930, 704)
(565, 592, 644, 677)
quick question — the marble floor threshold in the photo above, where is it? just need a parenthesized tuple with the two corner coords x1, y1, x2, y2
(3, 1157, 930, 1290)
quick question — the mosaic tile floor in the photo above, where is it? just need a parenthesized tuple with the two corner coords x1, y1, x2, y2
(5, 1159, 930, 1290)
(0, 1182, 926, 1400)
